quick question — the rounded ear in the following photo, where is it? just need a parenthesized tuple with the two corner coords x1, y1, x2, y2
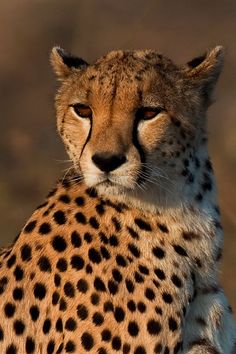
(183, 46, 225, 104)
(50, 47, 88, 80)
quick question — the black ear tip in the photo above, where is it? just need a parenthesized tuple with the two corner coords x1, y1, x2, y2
(52, 46, 88, 69)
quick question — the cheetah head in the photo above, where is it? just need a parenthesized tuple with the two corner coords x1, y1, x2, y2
(51, 46, 224, 200)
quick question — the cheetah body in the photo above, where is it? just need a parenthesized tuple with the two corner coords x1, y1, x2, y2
(0, 46, 236, 353)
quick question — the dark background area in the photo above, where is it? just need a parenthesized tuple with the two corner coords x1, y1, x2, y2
(0, 0, 235, 311)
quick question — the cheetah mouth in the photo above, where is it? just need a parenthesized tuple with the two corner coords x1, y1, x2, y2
(94, 175, 136, 192)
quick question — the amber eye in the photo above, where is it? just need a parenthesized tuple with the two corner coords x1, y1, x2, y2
(71, 104, 92, 118)
(137, 107, 165, 120)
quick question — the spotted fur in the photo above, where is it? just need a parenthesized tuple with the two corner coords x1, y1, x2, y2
(0, 46, 235, 354)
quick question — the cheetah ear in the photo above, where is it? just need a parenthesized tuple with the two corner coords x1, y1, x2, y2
(184, 46, 225, 104)
(50, 47, 88, 80)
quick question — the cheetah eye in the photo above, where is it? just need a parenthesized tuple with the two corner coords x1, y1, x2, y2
(71, 104, 92, 119)
(137, 107, 165, 121)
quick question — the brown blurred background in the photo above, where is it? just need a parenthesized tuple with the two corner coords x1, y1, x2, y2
(0, 0, 235, 310)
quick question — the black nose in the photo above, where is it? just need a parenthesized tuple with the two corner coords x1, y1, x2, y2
(92, 153, 127, 172)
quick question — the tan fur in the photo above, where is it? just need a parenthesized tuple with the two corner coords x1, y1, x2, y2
(0, 46, 235, 354)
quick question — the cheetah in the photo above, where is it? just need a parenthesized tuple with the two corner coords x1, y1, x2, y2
(0, 45, 235, 354)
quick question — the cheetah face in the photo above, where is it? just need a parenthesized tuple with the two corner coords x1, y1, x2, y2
(51, 47, 223, 197)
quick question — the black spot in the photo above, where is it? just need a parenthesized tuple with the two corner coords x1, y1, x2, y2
(134, 346, 146, 354)
(65, 317, 77, 331)
(53, 210, 67, 225)
(86, 264, 93, 273)
(100, 246, 111, 259)
(155, 306, 163, 315)
(101, 329, 111, 342)
(54, 273, 61, 287)
(168, 317, 178, 331)
(81, 332, 94, 350)
(34, 283, 46, 300)
(157, 223, 169, 233)
(114, 306, 125, 322)
(94, 277, 106, 292)
(108, 280, 118, 295)
(25, 336, 35, 353)
(127, 226, 139, 239)
(71, 231, 82, 248)
(116, 254, 127, 267)
(138, 265, 149, 275)
(65, 340, 76, 352)
(96, 203, 105, 215)
(77, 304, 88, 320)
(127, 300, 136, 312)
(171, 274, 182, 288)
(0, 276, 8, 294)
(155, 268, 166, 280)
(0, 325, 3, 341)
(64, 281, 75, 298)
(37, 256, 52, 272)
(6, 344, 17, 354)
(123, 343, 131, 354)
(51, 235, 67, 252)
(152, 246, 165, 259)
(13, 319, 25, 335)
(4, 302, 16, 317)
(24, 220, 36, 233)
(56, 317, 63, 332)
(21, 244, 32, 262)
(147, 319, 162, 335)
(90, 292, 100, 305)
(154, 343, 162, 353)
(173, 244, 188, 257)
(98, 348, 107, 354)
(13, 287, 24, 301)
(75, 196, 85, 206)
(84, 232, 93, 243)
(89, 216, 99, 229)
(29, 305, 39, 321)
(47, 340, 55, 354)
(135, 218, 152, 231)
(125, 279, 135, 293)
(195, 193, 203, 202)
(75, 212, 87, 224)
(59, 298, 67, 311)
(43, 318, 51, 334)
(145, 288, 155, 301)
(137, 301, 146, 313)
(112, 268, 123, 283)
(56, 258, 68, 272)
(59, 194, 71, 203)
(128, 321, 139, 336)
(112, 217, 121, 232)
(112, 336, 122, 350)
(39, 222, 51, 235)
(128, 243, 140, 258)
(134, 272, 144, 283)
(92, 312, 104, 326)
(7, 254, 16, 268)
(88, 248, 102, 264)
(103, 301, 114, 312)
(105, 199, 127, 212)
(99, 231, 109, 244)
(86, 188, 98, 198)
(52, 291, 60, 305)
(162, 292, 173, 304)
(109, 235, 119, 246)
(77, 279, 88, 293)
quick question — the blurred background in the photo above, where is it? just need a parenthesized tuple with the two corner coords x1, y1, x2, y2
(0, 0, 235, 310)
